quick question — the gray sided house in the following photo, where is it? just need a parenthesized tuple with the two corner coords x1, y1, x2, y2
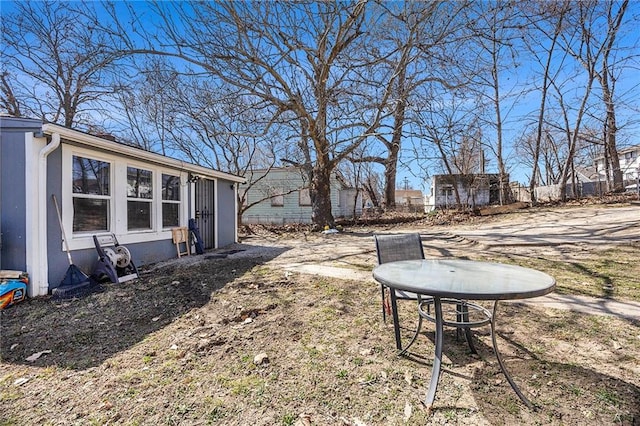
(426, 174, 505, 210)
(0, 117, 244, 297)
(241, 167, 361, 225)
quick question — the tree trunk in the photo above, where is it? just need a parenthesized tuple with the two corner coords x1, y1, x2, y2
(382, 69, 407, 210)
(491, 37, 509, 205)
(528, 11, 564, 204)
(601, 66, 623, 192)
(364, 178, 380, 208)
(310, 164, 335, 230)
(383, 142, 400, 210)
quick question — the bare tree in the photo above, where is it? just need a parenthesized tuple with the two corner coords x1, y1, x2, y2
(462, 0, 523, 205)
(0, 72, 21, 116)
(518, 0, 572, 203)
(350, 1, 467, 210)
(339, 142, 390, 217)
(104, 1, 394, 229)
(592, 0, 629, 192)
(0, 1, 123, 127)
(547, 67, 597, 200)
(516, 127, 566, 187)
(548, 0, 629, 199)
(112, 58, 293, 225)
(412, 84, 482, 209)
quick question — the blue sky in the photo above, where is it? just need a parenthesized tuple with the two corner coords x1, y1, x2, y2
(2, 0, 638, 191)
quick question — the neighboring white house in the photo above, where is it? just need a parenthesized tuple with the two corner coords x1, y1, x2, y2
(594, 144, 640, 182)
(425, 174, 504, 210)
(241, 167, 361, 224)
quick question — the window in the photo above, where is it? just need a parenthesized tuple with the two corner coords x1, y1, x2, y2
(162, 174, 181, 228)
(72, 156, 110, 232)
(441, 185, 453, 197)
(270, 188, 284, 207)
(299, 188, 311, 206)
(63, 144, 194, 250)
(127, 167, 153, 230)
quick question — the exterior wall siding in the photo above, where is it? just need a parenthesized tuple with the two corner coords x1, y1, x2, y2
(242, 168, 354, 225)
(0, 118, 39, 271)
(339, 188, 362, 218)
(1, 117, 242, 295)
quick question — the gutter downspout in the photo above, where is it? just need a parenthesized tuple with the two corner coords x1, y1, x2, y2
(233, 182, 238, 243)
(37, 132, 60, 295)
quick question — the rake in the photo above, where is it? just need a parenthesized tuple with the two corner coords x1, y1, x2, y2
(51, 195, 94, 298)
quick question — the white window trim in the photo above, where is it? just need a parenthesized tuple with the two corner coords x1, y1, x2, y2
(161, 172, 182, 229)
(62, 145, 189, 250)
(126, 164, 154, 232)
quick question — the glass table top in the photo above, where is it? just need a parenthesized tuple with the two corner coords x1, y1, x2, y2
(373, 259, 555, 300)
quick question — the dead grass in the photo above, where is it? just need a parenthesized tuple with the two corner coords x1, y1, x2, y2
(2, 203, 640, 425)
(1, 251, 639, 425)
(470, 243, 640, 300)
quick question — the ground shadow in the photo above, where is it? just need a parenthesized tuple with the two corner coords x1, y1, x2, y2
(398, 322, 639, 424)
(472, 358, 640, 425)
(398, 304, 640, 424)
(0, 244, 288, 370)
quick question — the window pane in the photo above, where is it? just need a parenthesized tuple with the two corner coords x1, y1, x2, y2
(73, 198, 109, 232)
(270, 188, 284, 206)
(162, 174, 180, 201)
(299, 188, 311, 206)
(72, 156, 110, 195)
(128, 201, 151, 230)
(127, 167, 153, 199)
(162, 203, 179, 227)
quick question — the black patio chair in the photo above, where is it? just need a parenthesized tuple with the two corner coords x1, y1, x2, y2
(374, 233, 477, 354)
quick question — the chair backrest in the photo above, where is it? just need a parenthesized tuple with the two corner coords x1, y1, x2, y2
(374, 233, 425, 265)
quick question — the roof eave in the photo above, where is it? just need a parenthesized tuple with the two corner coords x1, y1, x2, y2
(41, 123, 245, 183)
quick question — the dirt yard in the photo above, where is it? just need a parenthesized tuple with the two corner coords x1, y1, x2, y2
(1, 203, 639, 425)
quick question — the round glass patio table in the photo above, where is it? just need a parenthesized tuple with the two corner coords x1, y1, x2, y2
(372, 258, 556, 412)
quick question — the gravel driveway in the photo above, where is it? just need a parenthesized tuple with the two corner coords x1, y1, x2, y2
(232, 204, 640, 320)
(238, 204, 640, 269)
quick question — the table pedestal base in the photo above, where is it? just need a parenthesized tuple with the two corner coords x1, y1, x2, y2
(420, 297, 534, 411)
(391, 293, 479, 356)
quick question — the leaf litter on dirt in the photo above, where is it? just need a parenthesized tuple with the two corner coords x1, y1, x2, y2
(1, 203, 639, 425)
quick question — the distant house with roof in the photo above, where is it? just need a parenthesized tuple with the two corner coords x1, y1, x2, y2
(394, 189, 424, 212)
(241, 167, 361, 224)
(425, 173, 505, 210)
